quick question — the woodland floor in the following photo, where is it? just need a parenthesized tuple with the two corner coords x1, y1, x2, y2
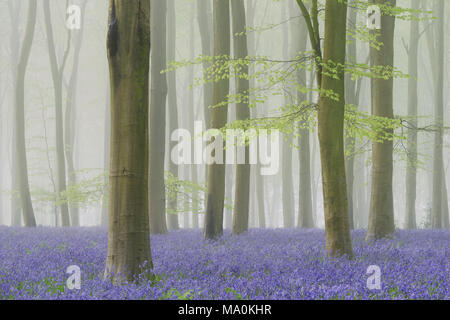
(0, 227, 448, 300)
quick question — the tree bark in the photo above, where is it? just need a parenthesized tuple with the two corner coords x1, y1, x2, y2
(15, 0, 38, 227)
(366, 0, 396, 241)
(204, 0, 230, 240)
(105, 0, 153, 283)
(101, 81, 111, 227)
(404, 0, 420, 229)
(149, 0, 168, 234)
(317, 0, 353, 257)
(231, 0, 251, 235)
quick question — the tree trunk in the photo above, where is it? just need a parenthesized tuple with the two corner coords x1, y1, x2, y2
(441, 169, 449, 228)
(101, 81, 111, 227)
(291, 0, 313, 229)
(344, 1, 358, 230)
(366, 0, 396, 241)
(280, 5, 294, 229)
(204, 0, 230, 240)
(105, 0, 153, 283)
(404, 0, 419, 229)
(196, 0, 213, 129)
(9, 0, 22, 227)
(431, 0, 444, 229)
(166, 0, 179, 231)
(318, 0, 353, 257)
(43, 0, 71, 227)
(15, 0, 37, 227)
(149, 0, 168, 234)
(65, 1, 87, 227)
(231, 0, 251, 235)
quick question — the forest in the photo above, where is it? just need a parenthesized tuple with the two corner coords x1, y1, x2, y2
(0, 0, 448, 301)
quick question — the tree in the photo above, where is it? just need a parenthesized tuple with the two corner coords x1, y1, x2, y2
(366, 0, 396, 241)
(166, 0, 180, 230)
(104, 0, 153, 282)
(317, 0, 353, 257)
(204, 0, 230, 240)
(297, 0, 353, 256)
(65, 0, 88, 227)
(344, 1, 358, 230)
(9, 0, 23, 227)
(15, 0, 38, 227)
(292, 0, 314, 229)
(231, 0, 251, 235)
(197, 0, 213, 129)
(404, 0, 420, 229)
(281, 4, 295, 228)
(428, 0, 446, 229)
(247, 0, 265, 229)
(43, 0, 71, 227)
(149, 0, 168, 234)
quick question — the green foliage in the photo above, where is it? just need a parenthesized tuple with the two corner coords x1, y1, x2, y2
(31, 169, 107, 209)
(165, 171, 233, 215)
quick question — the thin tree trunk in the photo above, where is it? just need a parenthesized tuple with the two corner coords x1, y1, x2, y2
(197, 0, 213, 129)
(344, 1, 358, 230)
(9, 1, 22, 227)
(292, 1, 313, 229)
(404, 0, 420, 229)
(15, 0, 37, 227)
(105, 0, 153, 283)
(431, 0, 444, 229)
(367, 0, 396, 241)
(166, 0, 179, 231)
(204, 0, 230, 240)
(65, 1, 87, 227)
(317, 0, 353, 257)
(280, 5, 294, 228)
(43, 0, 71, 227)
(149, 0, 168, 234)
(231, 0, 251, 235)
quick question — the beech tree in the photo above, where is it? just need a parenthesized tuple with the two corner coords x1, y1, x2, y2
(43, 0, 71, 227)
(105, 0, 153, 282)
(64, 0, 88, 227)
(166, 0, 180, 230)
(15, 0, 37, 227)
(427, 0, 447, 229)
(149, 0, 169, 234)
(366, 0, 396, 241)
(297, 0, 353, 257)
(231, 0, 251, 235)
(204, 0, 230, 240)
(404, 0, 420, 229)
